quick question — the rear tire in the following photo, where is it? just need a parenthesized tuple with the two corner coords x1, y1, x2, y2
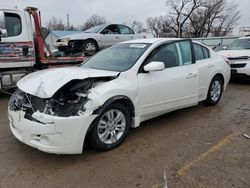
(88, 103, 131, 151)
(204, 76, 223, 106)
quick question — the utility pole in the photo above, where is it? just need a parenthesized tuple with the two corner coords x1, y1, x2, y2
(67, 14, 70, 30)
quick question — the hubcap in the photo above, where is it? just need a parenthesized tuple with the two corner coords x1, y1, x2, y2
(97, 109, 126, 144)
(85, 43, 96, 54)
(210, 80, 221, 102)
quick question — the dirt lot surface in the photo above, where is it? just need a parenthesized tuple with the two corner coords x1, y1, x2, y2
(0, 81, 249, 188)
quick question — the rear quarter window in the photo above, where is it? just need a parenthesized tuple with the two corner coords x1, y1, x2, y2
(194, 43, 210, 61)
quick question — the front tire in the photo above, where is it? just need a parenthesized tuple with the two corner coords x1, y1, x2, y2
(88, 103, 131, 151)
(82, 40, 98, 56)
(204, 76, 223, 105)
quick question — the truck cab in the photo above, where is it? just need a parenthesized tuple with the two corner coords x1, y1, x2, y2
(0, 8, 35, 89)
(0, 7, 85, 91)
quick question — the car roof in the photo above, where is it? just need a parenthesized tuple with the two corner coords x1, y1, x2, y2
(0, 7, 24, 12)
(239, 36, 250, 39)
(121, 38, 182, 44)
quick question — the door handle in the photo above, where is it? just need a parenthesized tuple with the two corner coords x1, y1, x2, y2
(115, 36, 120, 39)
(186, 73, 197, 79)
(208, 64, 214, 68)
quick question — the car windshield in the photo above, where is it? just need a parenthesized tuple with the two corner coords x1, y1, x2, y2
(82, 43, 151, 72)
(84, 24, 106, 33)
(227, 39, 250, 50)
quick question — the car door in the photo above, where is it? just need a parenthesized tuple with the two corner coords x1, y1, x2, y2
(137, 40, 199, 119)
(117, 25, 135, 42)
(99, 24, 121, 48)
(193, 43, 214, 100)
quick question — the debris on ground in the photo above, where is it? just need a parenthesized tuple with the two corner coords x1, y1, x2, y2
(163, 170, 168, 188)
(242, 134, 250, 139)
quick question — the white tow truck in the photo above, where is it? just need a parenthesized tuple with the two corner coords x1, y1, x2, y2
(0, 7, 85, 91)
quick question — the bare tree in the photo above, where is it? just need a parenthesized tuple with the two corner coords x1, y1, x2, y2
(81, 15, 107, 31)
(165, 0, 240, 37)
(147, 16, 173, 37)
(46, 17, 66, 30)
(210, 1, 240, 36)
(188, 0, 240, 37)
(130, 20, 145, 33)
(166, 0, 205, 37)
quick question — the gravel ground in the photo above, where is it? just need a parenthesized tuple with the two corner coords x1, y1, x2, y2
(0, 81, 249, 188)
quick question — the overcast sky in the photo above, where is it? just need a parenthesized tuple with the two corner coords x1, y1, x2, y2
(1, 0, 250, 29)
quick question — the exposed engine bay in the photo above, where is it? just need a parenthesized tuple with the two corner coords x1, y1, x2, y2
(9, 77, 115, 120)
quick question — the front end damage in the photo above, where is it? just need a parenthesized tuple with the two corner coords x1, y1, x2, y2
(8, 77, 115, 154)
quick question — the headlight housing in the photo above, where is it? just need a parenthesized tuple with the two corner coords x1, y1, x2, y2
(221, 55, 230, 66)
(59, 38, 71, 43)
(9, 80, 91, 119)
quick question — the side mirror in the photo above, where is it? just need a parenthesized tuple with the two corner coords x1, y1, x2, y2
(143, 61, 165, 72)
(0, 29, 7, 37)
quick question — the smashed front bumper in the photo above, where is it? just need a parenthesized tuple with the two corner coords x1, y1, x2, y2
(8, 109, 97, 154)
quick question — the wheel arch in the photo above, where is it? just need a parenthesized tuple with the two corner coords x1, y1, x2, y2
(93, 95, 135, 118)
(204, 73, 225, 99)
(213, 73, 225, 89)
(85, 95, 135, 138)
(203, 73, 225, 106)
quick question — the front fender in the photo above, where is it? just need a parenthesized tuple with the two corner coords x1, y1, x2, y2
(84, 76, 138, 115)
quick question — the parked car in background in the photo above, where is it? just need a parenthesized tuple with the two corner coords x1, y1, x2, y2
(218, 36, 250, 79)
(8, 38, 230, 154)
(55, 24, 154, 56)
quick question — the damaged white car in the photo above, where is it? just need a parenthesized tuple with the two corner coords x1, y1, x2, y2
(8, 38, 230, 154)
(55, 24, 153, 56)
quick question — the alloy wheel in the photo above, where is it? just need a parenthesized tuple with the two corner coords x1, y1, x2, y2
(210, 80, 222, 102)
(97, 109, 126, 144)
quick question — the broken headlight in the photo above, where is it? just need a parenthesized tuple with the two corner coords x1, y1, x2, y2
(9, 79, 94, 118)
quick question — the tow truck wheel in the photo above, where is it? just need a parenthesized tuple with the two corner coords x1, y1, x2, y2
(82, 40, 98, 56)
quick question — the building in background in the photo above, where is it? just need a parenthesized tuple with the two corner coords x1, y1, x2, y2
(239, 27, 250, 36)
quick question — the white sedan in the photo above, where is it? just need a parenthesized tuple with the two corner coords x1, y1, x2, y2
(55, 24, 153, 56)
(8, 38, 230, 154)
(218, 36, 250, 79)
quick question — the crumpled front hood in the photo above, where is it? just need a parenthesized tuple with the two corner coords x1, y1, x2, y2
(17, 67, 119, 99)
(218, 50, 250, 58)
